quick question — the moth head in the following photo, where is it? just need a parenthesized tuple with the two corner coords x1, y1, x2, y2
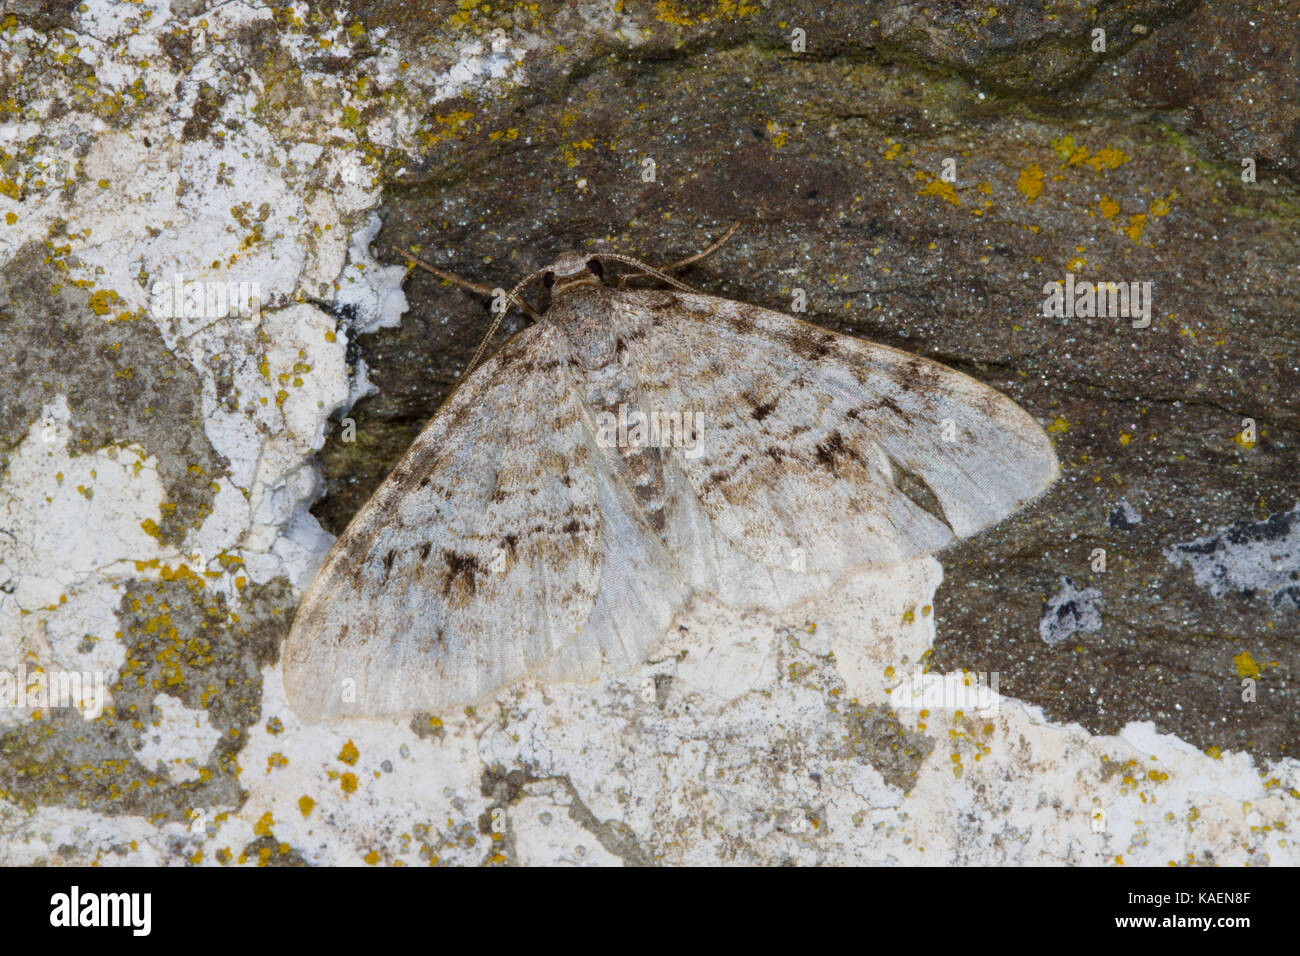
(546, 252, 605, 291)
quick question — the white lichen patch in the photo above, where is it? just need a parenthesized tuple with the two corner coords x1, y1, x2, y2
(207, 568, 1297, 866)
(1166, 507, 1300, 611)
(134, 693, 224, 785)
(234, 664, 489, 866)
(0, 398, 169, 597)
(429, 31, 533, 104)
(0, 0, 420, 600)
(1040, 575, 1103, 646)
(510, 789, 628, 867)
(0, 805, 201, 866)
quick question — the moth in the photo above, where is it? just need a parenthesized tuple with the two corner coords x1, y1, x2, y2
(283, 234, 1058, 719)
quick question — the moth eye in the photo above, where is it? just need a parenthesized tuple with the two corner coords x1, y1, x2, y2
(586, 258, 604, 279)
(543, 271, 555, 289)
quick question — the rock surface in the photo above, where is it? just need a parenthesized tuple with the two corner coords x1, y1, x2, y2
(0, 0, 1296, 865)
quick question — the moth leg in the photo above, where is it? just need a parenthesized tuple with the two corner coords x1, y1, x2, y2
(400, 250, 542, 321)
(614, 221, 740, 289)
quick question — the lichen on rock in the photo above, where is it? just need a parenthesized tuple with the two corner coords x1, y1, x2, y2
(0, 0, 1297, 866)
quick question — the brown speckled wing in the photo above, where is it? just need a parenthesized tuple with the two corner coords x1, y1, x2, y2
(282, 322, 684, 719)
(616, 290, 1058, 606)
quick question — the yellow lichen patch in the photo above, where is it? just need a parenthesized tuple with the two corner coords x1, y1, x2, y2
(1016, 164, 1044, 202)
(254, 811, 273, 836)
(1050, 134, 1076, 161)
(299, 795, 315, 818)
(1148, 190, 1176, 218)
(420, 110, 475, 148)
(1085, 147, 1127, 172)
(364, 850, 381, 865)
(655, 0, 695, 24)
(340, 772, 358, 794)
(338, 739, 359, 764)
(918, 179, 960, 206)
(267, 752, 288, 772)
(87, 288, 120, 316)
(445, 0, 480, 30)
(1234, 652, 1260, 680)
(1047, 416, 1071, 433)
(1120, 191, 1176, 243)
(159, 563, 204, 585)
(559, 139, 595, 167)
(655, 0, 758, 26)
(1119, 432, 1132, 445)
(1050, 135, 1128, 175)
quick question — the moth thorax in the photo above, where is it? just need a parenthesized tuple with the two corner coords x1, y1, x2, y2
(551, 283, 619, 371)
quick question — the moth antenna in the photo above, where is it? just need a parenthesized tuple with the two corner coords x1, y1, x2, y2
(591, 253, 699, 293)
(660, 220, 741, 273)
(464, 267, 550, 377)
